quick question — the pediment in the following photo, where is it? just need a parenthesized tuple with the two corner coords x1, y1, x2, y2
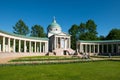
(56, 32, 70, 36)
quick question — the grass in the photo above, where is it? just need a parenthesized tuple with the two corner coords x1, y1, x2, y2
(20, 56, 72, 59)
(0, 61, 120, 80)
(91, 55, 120, 58)
(10, 56, 81, 62)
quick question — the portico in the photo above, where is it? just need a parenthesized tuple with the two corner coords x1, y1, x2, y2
(49, 35, 71, 50)
(77, 40, 120, 56)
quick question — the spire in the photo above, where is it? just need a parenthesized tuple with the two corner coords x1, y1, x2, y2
(53, 16, 56, 23)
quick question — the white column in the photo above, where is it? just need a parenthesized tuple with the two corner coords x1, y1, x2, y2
(46, 42, 48, 53)
(35, 42, 36, 53)
(39, 42, 41, 53)
(93, 44, 95, 53)
(29, 41, 31, 53)
(37, 43, 39, 52)
(80, 44, 83, 53)
(89, 44, 91, 53)
(98, 44, 99, 53)
(64, 38, 66, 50)
(18, 40, 21, 52)
(2, 37, 5, 52)
(8, 38, 10, 52)
(24, 40, 26, 53)
(13, 39, 16, 52)
(44, 42, 46, 53)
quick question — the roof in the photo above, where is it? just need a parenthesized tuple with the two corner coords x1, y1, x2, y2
(0, 29, 48, 41)
(77, 40, 120, 43)
(48, 17, 61, 29)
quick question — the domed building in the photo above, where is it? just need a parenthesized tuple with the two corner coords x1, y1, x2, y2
(47, 17, 62, 37)
(47, 17, 75, 55)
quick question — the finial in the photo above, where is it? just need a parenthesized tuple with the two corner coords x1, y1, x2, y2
(53, 16, 56, 23)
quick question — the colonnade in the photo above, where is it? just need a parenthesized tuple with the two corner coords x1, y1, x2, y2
(77, 41, 120, 55)
(0, 36, 48, 53)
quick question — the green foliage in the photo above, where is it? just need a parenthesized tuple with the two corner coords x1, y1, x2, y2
(106, 28, 120, 40)
(69, 19, 98, 49)
(68, 24, 79, 50)
(98, 35, 105, 40)
(30, 25, 46, 37)
(79, 23, 86, 34)
(79, 19, 98, 40)
(0, 61, 120, 80)
(13, 19, 30, 35)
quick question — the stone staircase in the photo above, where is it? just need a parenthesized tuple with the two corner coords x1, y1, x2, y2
(53, 48, 75, 56)
(66, 48, 75, 55)
(53, 49, 64, 56)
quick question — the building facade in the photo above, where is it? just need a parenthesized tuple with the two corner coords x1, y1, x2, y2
(47, 17, 75, 55)
(76, 40, 120, 56)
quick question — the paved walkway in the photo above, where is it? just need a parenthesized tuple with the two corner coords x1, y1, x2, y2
(0, 53, 45, 64)
(0, 53, 120, 64)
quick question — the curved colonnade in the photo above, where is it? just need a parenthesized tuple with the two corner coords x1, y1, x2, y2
(0, 30, 48, 54)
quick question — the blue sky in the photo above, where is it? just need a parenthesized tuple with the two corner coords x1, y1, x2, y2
(0, 0, 120, 36)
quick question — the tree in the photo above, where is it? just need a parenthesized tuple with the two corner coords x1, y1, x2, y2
(85, 19, 98, 40)
(13, 19, 29, 35)
(106, 28, 120, 40)
(79, 23, 86, 34)
(30, 25, 46, 37)
(98, 35, 105, 40)
(79, 23, 87, 40)
(68, 24, 79, 50)
(68, 19, 98, 50)
(79, 19, 98, 40)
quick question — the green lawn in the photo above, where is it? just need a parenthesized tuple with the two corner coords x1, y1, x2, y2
(0, 61, 120, 80)
(10, 56, 81, 62)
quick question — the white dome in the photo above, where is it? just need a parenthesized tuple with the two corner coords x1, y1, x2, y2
(47, 17, 62, 35)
